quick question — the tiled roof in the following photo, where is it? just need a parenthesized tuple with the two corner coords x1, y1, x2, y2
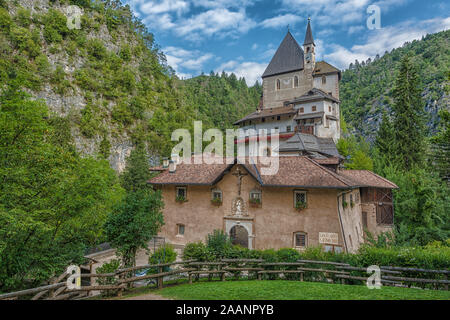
(314, 157, 341, 165)
(262, 31, 304, 78)
(277, 133, 342, 158)
(288, 88, 340, 105)
(339, 170, 399, 189)
(233, 105, 297, 125)
(313, 61, 341, 79)
(248, 157, 354, 188)
(149, 160, 233, 185)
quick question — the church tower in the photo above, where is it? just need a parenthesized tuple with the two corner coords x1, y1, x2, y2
(303, 18, 315, 72)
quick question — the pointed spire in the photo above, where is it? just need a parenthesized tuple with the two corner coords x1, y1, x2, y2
(304, 17, 315, 46)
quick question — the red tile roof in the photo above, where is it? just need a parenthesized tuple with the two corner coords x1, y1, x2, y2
(148, 156, 397, 189)
(339, 170, 398, 189)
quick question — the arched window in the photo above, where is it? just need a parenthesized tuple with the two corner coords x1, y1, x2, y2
(322, 76, 326, 84)
(293, 232, 307, 248)
(294, 76, 299, 88)
(276, 79, 281, 90)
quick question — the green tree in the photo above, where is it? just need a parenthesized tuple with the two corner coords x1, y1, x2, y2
(429, 109, 450, 181)
(104, 147, 164, 268)
(0, 88, 121, 292)
(120, 145, 152, 192)
(104, 189, 164, 267)
(391, 55, 426, 170)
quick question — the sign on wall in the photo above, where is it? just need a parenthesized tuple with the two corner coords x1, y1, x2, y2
(319, 232, 339, 245)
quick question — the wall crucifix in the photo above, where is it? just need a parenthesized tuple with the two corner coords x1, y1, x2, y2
(232, 167, 248, 196)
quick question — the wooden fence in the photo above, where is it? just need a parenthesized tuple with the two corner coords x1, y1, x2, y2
(1, 259, 448, 300)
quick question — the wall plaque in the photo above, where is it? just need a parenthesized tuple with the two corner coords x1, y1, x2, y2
(319, 232, 339, 245)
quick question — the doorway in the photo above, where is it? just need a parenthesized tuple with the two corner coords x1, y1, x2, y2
(229, 225, 249, 248)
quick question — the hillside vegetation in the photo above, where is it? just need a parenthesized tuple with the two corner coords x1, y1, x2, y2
(0, 0, 261, 170)
(340, 29, 449, 140)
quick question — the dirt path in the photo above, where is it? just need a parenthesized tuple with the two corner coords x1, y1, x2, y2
(123, 293, 172, 300)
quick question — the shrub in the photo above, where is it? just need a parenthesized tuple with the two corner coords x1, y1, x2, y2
(182, 242, 212, 262)
(0, 7, 11, 31)
(96, 259, 120, 296)
(42, 9, 69, 43)
(149, 244, 177, 273)
(206, 230, 232, 259)
(87, 39, 107, 60)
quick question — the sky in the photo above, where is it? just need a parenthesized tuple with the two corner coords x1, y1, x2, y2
(125, 0, 450, 85)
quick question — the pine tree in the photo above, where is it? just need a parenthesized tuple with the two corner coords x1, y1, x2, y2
(391, 55, 425, 170)
(375, 111, 395, 162)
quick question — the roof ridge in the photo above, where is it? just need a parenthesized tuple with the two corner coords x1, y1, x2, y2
(303, 157, 354, 187)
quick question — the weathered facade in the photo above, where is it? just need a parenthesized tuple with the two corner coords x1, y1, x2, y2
(149, 157, 397, 253)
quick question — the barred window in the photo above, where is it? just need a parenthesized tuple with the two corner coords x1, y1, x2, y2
(294, 232, 307, 248)
(250, 189, 262, 201)
(294, 191, 307, 207)
(176, 187, 186, 199)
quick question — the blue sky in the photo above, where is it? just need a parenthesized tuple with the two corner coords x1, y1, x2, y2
(125, 0, 450, 85)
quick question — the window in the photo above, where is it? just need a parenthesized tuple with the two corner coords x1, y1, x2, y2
(329, 106, 332, 112)
(294, 232, 307, 248)
(286, 125, 292, 132)
(322, 76, 326, 84)
(176, 187, 187, 201)
(312, 106, 317, 112)
(294, 190, 307, 208)
(177, 224, 185, 236)
(277, 116, 280, 120)
(276, 79, 281, 90)
(250, 189, 262, 201)
(211, 188, 222, 202)
(294, 76, 299, 88)
(299, 107, 304, 113)
(262, 117, 265, 123)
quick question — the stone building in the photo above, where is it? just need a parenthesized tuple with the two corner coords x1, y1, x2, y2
(149, 157, 397, 253)
(235, 19, 342, 143)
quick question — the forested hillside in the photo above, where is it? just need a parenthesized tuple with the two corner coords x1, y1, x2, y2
(340, 30, 449, 140)
(179, 72, 261, 129)
(0, 0, 261, 171)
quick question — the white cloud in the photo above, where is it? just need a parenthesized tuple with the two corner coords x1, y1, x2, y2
(216, 61, 266, 85)
(324, 17, 450, 69)
(260, 14, 302, 29)
(163, 46, 214, 77)
(174, 8, 257, 41)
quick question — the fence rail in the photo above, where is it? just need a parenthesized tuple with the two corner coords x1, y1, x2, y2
(1, 259, 448, 300)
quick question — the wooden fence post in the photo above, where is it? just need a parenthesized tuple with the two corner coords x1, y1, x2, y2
(157, 266, 163, 289)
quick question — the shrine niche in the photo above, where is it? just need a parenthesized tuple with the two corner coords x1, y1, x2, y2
(232, 197, 247, 216)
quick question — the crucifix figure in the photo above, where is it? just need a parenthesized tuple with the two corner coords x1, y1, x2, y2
(232, 167, 248, 196)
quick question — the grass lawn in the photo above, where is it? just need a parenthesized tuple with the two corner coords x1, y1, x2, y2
(146, 280, 450, 300)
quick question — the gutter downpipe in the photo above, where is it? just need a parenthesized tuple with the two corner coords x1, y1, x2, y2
(337, 190, 351, 253)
